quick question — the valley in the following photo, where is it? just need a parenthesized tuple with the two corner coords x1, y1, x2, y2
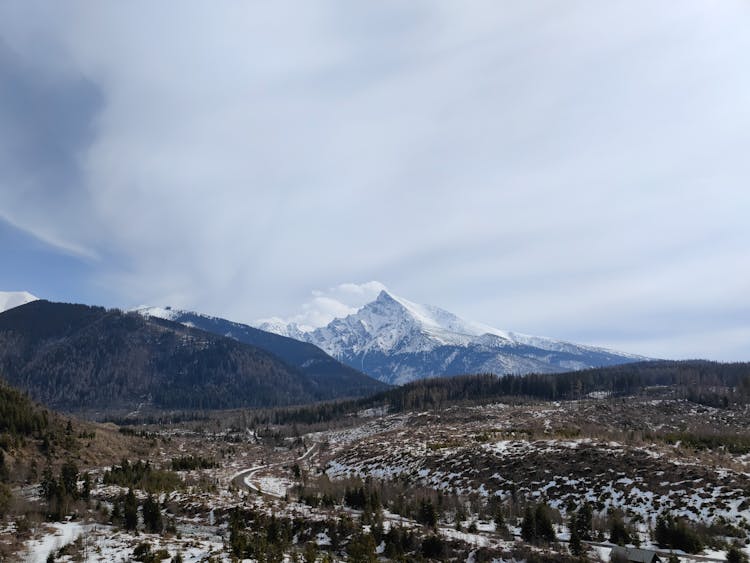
(4, 382, 750, 562)
(3, 2, 746, 560)
(0, 300, 748, 562)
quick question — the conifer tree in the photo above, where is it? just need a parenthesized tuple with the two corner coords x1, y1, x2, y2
(727, 544, 749, 563)
(143, 494, 163, 533)
(303, 542, 318, 563)
(60, 461, 79, 500)
(569, 521, 583, 556)
(417, 498, 438, 528)
(347, 531, 377, 563)
(124, 488, 138, 530)
(0, 451, 8, 482)
(521, 505, 536, 542)
(535, 503, 556, 543)
(575, 502, 593, 540)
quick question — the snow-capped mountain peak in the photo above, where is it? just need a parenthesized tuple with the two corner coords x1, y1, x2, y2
(259, 289, 646, 385)
(378, 290, 515, 341)
(0, 291, 39, 314)
(255, 317, 309, 340)
(319, 289, 516, 354)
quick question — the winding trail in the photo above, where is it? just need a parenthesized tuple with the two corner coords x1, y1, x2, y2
(231, 443, 317, 498)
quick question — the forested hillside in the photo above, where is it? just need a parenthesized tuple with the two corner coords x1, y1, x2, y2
(375, 360, 750, 412)
(139, 308, 388, 398)
(255, 360, 750, 425)
(0, 379, 49, 440)
(0, 301, 327, 415)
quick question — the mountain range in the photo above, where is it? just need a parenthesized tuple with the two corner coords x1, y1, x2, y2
(0, 289, 645, 416)
(137, 306, 387, 399)
(0, 300, 385, 417)
(258, 290, 645, 384)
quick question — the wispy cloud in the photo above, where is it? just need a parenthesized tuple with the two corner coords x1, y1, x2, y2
(1, 1, 748, 360)
(259, 281, 388, 330)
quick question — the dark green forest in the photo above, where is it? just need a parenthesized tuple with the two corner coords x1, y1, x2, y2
(0, 380, 48, 438)
(0, 301, 342, 413)
(253, 360, 750, 426)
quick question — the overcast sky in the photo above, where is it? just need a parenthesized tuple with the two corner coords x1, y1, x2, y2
(1, 2, 749, 360)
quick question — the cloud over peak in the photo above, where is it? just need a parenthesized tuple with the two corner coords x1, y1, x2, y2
(1, 2, 749, 360)
(258, 281, 388, 330)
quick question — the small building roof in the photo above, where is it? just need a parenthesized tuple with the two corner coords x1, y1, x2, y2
(611, 546, 663, 563)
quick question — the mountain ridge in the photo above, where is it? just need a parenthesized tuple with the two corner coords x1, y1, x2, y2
(0, 300, 380, 417)
(258, 289, 646, 384)
(137, 306, 388, 398)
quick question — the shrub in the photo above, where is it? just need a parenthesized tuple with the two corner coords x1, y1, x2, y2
(422, 535, 446, 558)
(654, 514, 704, 554)
(727, 545, 749, 563)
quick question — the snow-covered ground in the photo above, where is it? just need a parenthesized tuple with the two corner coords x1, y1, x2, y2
(22, 521, 95, 563)
(256, 475, 290, 498)
(22, 523, 227, 563)
(10, 395, 750, 563)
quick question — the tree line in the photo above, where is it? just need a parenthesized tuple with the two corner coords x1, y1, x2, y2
(249, 360, 750, 427)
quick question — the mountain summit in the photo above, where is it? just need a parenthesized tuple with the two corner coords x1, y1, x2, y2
(259, 290, 645, 385)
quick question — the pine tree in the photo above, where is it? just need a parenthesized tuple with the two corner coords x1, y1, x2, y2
(229, 509, 247, 557)
(417, 498, 438, 528)
(421, 535, 445, 559)
(569, 521, 583, 556)
(143, 494, 163, 533)
(493, 507, 505, 528)
(521, 505, 537, 542)
(81, 473, 91, 500)
(110, 501, 122, 525)
(535, 503, 556, 543)
(123, 488, 138, 530)
(60, 461, 79, 500)
(40, 466, 57, 501)
(727, 545, 749, 563)
(575, 503, 593, 540)
(303, 542, 318, 563)
(347, 531, 377, 563)
(0, 450, 8, 482)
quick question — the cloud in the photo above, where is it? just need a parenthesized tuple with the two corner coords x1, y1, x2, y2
(260, 281, 388, 330)
(1, 2, 749, 360)
(0, 34, 103, 258)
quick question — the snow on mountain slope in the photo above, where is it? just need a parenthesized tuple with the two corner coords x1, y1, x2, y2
(258, 290, 646, 385)
(136, 305, 180, 322)
(0, 291, 38, 313)
(302, 291, 476, 356)
(254, 317, 307, 341)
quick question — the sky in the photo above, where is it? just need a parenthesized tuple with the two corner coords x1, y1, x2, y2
(1, 1, 749, 361)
